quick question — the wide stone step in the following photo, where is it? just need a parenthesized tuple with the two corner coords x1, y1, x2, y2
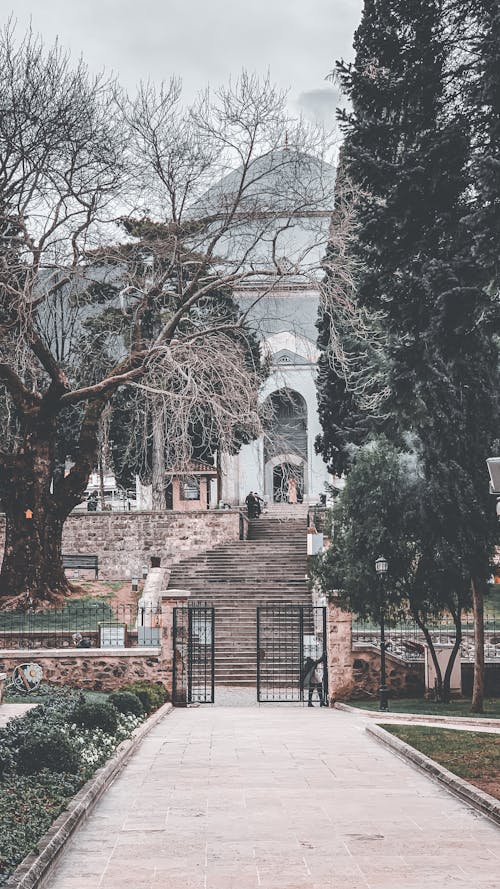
(168, 507, 315, 691)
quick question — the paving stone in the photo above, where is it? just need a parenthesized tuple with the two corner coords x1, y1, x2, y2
(44, 707, 500, 889)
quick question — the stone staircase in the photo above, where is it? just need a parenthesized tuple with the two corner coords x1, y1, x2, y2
(167, 513, 312, 687)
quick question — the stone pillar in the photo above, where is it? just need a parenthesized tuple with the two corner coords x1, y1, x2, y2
(141, 566, 170, 611)
(326, 599, 355, 702)
(159, 589, 190, 699)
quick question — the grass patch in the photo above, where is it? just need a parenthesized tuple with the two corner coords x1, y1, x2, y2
(0, 598, 118, 633)
(383, 724, 500, 785)
(72, 581, 123, 597)
(353, 697, 500, 718)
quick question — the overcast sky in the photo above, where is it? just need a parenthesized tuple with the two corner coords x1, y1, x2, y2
(3, 0, 363, 124)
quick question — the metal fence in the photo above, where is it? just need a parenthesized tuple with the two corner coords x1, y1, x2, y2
(172, 604, 215, 705)
(0, 601, 163, 649)
(352, 613, 500, 662)
(257, 604, 328, 703)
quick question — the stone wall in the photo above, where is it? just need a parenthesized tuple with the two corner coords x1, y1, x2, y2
(350, 647, 425, 699)
(0, 510, 247, 580)
(0, 648, 164, 693)
(0, 590, 189, 696)
(326, 601, 355, 700)
(326, 601, 425, 702)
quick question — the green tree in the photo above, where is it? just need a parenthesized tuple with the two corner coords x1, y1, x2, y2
(319, 0, 500, 709)
(0, 31, 333, 607)
(313, 439, 470, 701)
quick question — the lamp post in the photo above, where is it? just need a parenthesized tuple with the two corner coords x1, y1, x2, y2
(375, 555, 389, 711)
(486, 457, 500, 519)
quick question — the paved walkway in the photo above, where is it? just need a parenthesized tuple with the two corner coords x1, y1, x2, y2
(47, 707, 500, 889)
(0, 702, 36, 727)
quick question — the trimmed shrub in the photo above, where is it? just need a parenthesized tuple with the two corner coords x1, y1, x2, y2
(120, 681, 167, 714)
(17, 732, 79, 776)
(71, 701, 118, 734)
(0, 742, 13, 780)
(108, 691, 144, 717)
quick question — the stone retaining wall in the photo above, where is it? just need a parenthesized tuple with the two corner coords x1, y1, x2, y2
(351, 647, 425, 699)
(0, 510, 246, 580)
(326, 602, 425, 702)
(0, 591, 187, 696)
(0, 648, 164, 693)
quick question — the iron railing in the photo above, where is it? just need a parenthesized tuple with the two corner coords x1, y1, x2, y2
(352, 612, 500, 662)
(257, 604, 328, 703)
(0, 601, 163, 649)
(172, 603, 215, 705)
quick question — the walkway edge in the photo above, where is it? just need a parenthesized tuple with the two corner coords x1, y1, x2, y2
(366, 722, 500, 826)
(334, 701, 500, 728)
(4, 702, 174, 889)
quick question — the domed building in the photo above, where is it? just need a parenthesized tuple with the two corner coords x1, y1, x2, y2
(206, 150, 336, 506)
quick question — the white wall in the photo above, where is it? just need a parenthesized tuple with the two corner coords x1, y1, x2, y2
(223, 359, 329, 505)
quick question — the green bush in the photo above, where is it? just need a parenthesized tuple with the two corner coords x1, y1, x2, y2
(0, 694, 141, 885)
(17, 732, 79, 776)
(71, 701, 118, 734)
(120, 681, 167, 714)
(0, 743, 13, 781)
(108, 691, 144, 717)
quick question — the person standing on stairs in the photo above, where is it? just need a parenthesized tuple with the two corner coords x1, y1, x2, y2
(245, 491, 258, 518)
(301, 654, 325, 706)
(252, 492, 264, 516)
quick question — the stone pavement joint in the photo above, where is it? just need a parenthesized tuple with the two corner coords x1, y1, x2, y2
(44, 706, 500, 889)
(335, 700, 500, 730)
(367, 722, 500, 827)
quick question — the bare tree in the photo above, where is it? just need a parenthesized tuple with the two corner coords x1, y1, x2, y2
(0, 29, 339, 608)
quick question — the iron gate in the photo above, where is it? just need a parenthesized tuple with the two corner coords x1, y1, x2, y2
(257, 604, 328, 703)
(172, 604, 215, 705)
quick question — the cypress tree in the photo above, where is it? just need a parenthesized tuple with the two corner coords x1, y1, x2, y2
(319, 0, 500, 708)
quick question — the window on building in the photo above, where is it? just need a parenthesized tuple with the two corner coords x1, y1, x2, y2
(181, 477, 200, 500)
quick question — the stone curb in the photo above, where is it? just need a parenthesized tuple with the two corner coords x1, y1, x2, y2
(334, 700, 500, 728)
(366, 722, 500, 827)
(4, 701, 174, 889)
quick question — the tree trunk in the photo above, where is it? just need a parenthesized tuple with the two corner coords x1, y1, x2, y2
(413, 611, 443, 701)
(216, 449, 222, 507)
(0, 392, 105, 608)
(442, 611, 462, 705)
(0, 443, 72, 608)
(471, 576, 485, 713)
(99, 456, 106, 511)
(151, 401, 166, 511)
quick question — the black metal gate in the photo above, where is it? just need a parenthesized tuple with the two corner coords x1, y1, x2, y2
(257, 604, 328, 703)
(172, 604, 215, 705)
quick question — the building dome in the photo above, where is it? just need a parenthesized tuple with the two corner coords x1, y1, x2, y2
(193, 149, 335, 281)
(195, 149, 336, 218)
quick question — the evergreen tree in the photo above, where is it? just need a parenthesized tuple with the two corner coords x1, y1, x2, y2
(469, 0, 500, 285)
(312, 438, 470, 700)
(319, 0, 500, 708)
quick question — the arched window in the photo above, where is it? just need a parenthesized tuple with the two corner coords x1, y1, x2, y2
(263, 389, 308, 462)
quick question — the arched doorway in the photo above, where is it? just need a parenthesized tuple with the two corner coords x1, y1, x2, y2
(272, 462, 304, 503)
(263, 389, 308, 502)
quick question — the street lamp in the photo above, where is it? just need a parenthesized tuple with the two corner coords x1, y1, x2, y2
(486, 458, 500, 519)
(375, 555, 389, 711)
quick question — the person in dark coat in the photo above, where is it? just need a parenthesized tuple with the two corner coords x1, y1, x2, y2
(245, 491, 257, 518)
(301, 654, 325, 707)
(87, 490, 98, 512)
(252, 492, 264, 516)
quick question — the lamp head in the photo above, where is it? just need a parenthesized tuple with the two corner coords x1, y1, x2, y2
(487, 457, 500, 495)
(375, 555, 388, 575)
